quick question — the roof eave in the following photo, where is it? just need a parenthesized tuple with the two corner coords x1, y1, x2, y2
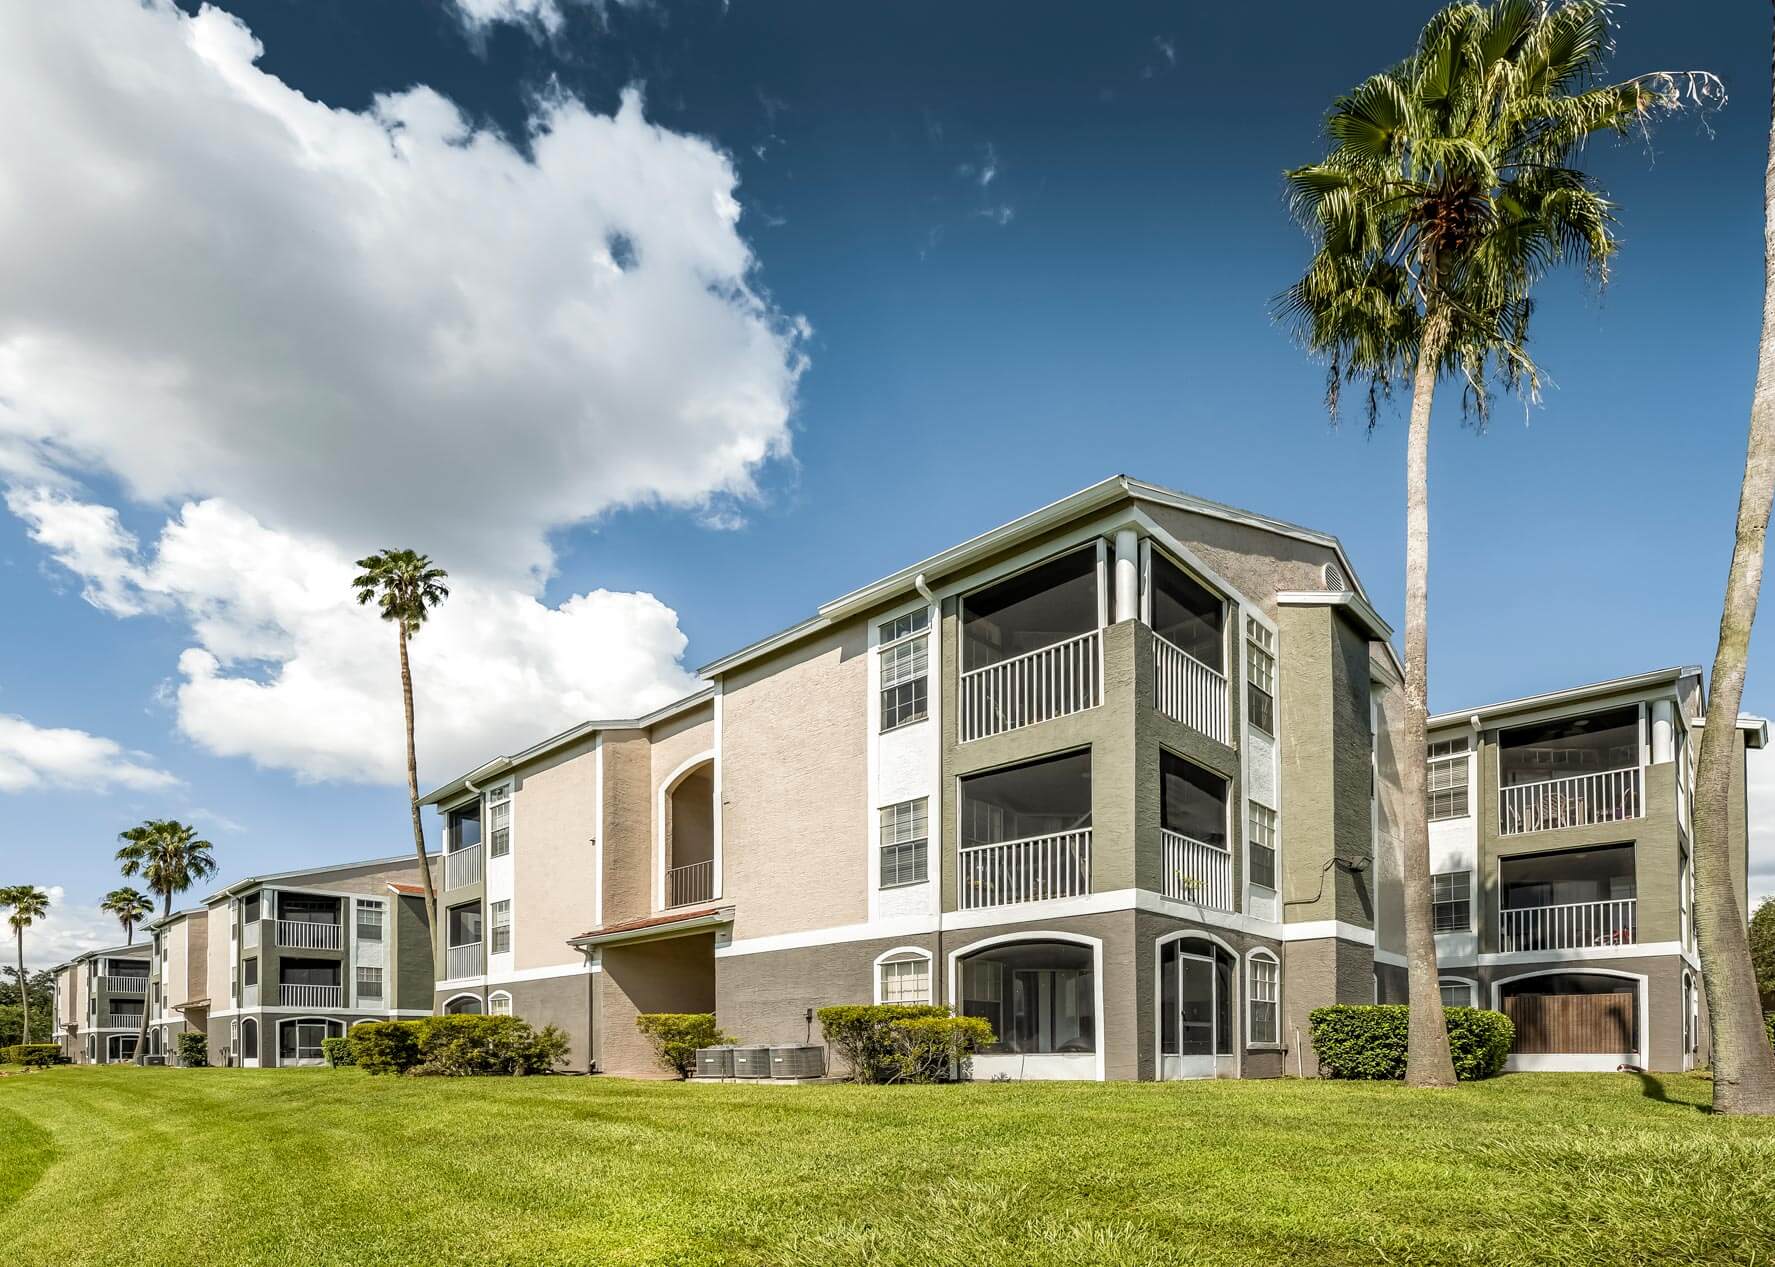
(1427, 666, 1701, 729)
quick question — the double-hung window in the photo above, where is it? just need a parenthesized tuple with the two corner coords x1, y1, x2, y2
(1426, 738, 1470, 820)
(355, 903, 384, 942)
(1431, 870, 1471, 933)
(1248, 953, 1280, 1045)
(879, 609, 930, 732)
(488, 783, 512, 858)
(1245, 618, 1276, 735)
(1247, 802, 1278, 891)
(355, 966, 383, 1000)
(879, 953, 931, 1004)
(879, 799, 929, 888)
(490, 900, 512, 955)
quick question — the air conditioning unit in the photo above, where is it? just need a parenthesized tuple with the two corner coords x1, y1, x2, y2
(731, 1045, 773, 1078)
(769, 1045, 825, 1079)
(694, 1045, 735, 1079)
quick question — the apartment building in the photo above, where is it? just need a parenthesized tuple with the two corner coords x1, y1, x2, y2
(423, 475, 1433, 1080)
(202, 854, 437, 1067)
(145, 907, 209, 1064)
(50, 943, 153, 1064)
(1421, 669, 1763, 1072)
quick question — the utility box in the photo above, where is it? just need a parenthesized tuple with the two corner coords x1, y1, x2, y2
(694, 1046, 735, 1079)
(769, 1045, 825, 1079)
(732, 1045, 773, 1079)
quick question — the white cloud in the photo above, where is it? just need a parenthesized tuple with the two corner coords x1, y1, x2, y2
(0, 0, 806, 586)
(13, 888, 131, 972)
(0, 714, 176, 795)
(452, 0, 572, 34)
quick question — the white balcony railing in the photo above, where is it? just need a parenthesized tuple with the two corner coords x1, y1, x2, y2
(1499, 898, 1637, 953)
(959, 630, 1101, 742)
(446, 941, 482, 980)
(666, 859, 714, 908)
(1152, 635, 1230, 744)
(275, 919, 342, 951)
(1160, 829, 1234, 912)
(958, 829, 1091, 910)
(279, 983, 343, 1008)
(1499, 767, 1642, 835)
(99, 975, 149, 994)
(445, 844, 483, 890)
(103, 1011, 145, 1029)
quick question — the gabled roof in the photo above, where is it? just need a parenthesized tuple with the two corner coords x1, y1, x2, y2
(1427, 666, 1701, 729)
(204, 852, 436, 905)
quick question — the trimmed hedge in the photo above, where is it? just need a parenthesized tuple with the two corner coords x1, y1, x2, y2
(175, 1032, 208, 1068)
(635, 1013, 732, 1079)
(1309, 1004, 1514, 1081)
(2, 1043, 62, 1067)
(347, 1015, 569, 1077)
(816, 1004, 996, 1083)
(321, 1036, 355, 1067)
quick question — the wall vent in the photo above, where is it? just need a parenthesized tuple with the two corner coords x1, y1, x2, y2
(1322, 561, 1348, 593)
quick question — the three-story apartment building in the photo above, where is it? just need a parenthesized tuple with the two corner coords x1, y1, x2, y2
(50, 944, 152, 1064)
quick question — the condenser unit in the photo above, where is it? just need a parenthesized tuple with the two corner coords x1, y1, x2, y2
(769, 1045, 825, 1079)
(731, 1045, 772, 1078)
(694, 1045, 734, 1079)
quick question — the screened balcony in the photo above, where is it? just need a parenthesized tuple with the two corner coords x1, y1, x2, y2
(445, 799, 483, 889)
(1498, 706, 1642, 835)
(1499, 844, 1637, 952)
(1159, 752, 1233, 911)
(445, 902, 482, 980)
(958, 750, 1092, 910)
(278, 959, 343, 1008)
(959, 547, 1101, 742)
(1149, 552, 1229, 743)
(275, 894, 343, 950)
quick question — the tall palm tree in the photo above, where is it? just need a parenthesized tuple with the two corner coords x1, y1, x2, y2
(2, 886, 50, 1045)
(1279, 0, 1718, 1086)
(117, 820, 216, 1065)
(353, 549, 449, 937)
(101, 887, 153, 946)
(1689, 10, 1775, 1118)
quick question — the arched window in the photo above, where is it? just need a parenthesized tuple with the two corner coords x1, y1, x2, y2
(1160, 936, 1235, 1058)
(959, 939, 1095, 1055)
(873, 948, 932, 1005)
(488, 991, 513, 1017)
(444, 993, 484, 1016)
(1247, 950, 1280, 1045)
(240, 1018, 258, 1062)
(1438, 978, 1476, 1008)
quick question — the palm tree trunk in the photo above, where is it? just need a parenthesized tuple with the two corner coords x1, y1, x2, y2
(15, 930, 28, 1045)
(1402, 313, 1458, 1089)
(134, 894, 167, 1066)
(400, 626, 437, 942)
(1692, 13, 1775, 1116)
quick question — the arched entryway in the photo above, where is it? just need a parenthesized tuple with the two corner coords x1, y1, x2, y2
(951, 932, 1102, 1081)
(1156, 933, 1238, 1080)
(1493, 970, 1645, 1071)
(276, 1017, 344, 1067)
(659, 754, 716, 909)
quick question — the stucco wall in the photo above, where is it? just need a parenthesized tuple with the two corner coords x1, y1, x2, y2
(596, 933, 718, 1077)
(508, 734, 599, 969)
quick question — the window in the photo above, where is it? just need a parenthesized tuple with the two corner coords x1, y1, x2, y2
(356, 903, 384, 942)
(1161, 752, 1228, 847)
(1248, 952, 1280, 1045)
(1245, 618, 1275, 734)
(489, 992, 513, 1017)
(447, 903, 482, 948)
(879, 609, 930, 731)
(243, 958, 258, 988)
(878, 953, 931, 1004)
(1431, 870, 1471, 933)
(1439, 979, 1474, 1008)
(242, 893, 261, 924)
(962, 940, 1095, 1055)
(444, 994, 483, 1016)
(448, 801, 482, 852)
(356, 966, 383, 1000)
(878, 799, 929, 888)
(490, 900, 512, 955)
(1427, 737, 1470, 820)
(488, 783, 512, 858)
(1248, 803, 1277, 891)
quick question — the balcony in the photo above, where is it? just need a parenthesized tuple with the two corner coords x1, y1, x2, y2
(445, 843, 483, 890)
(102, 1011, 145, 1029)
(959, 830, 1092, 910)
(1497, 706, 1643, 835)
(1160, 829, 1233, 911)
(99, 975, 148, 994)
(279, 983, 343, 1008)
(1499, 767, 1641, 835)
(275, 919, 342, 951)
(1152, 635, 1229, 743)
(666, 860, 714, 908)
(1148, 549, 1230, 744)
(959, 545, 1101, 743)
(961, 631, 1102, 742)
(446, 941, 482, 980)
(1499, 898, 1638, 953)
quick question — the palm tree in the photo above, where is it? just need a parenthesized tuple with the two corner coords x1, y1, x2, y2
(117, 821, 216, 1065)
(1688, 12, 1775, 1117)
(1279, 0, 1718, 1086)
(101, 887, 153, 946)
(2, 886, 50, 1045)
(353, 549, 449, 937)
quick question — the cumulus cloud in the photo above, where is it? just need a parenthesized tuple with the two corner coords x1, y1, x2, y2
(0, 714, 177, 795)
(12, 888, 130, 971)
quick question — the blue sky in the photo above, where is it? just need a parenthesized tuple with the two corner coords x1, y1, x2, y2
(2, 0, 1769, 964)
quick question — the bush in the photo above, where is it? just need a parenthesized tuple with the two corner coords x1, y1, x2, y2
(1309, 1004, 1514, 1081)
(415, 1014, 569, 1076)
(2, 1043, 62, 1067)
(885, 1015, 995, 1083)
(321, 1035, 355, 1067)
(349, 1020, 422, 1075)
(816, 1004, 957, 1084)
(175, 1032, 208, 1068)
(1765, 1012, 1774, 1050)
(635, 1013, 732, 1079)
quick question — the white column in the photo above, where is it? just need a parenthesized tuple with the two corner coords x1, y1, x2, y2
(1114, 528, 1139, 623)
(1652, 699, 1675, 764)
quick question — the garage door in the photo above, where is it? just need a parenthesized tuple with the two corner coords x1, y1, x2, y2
(1504, 991, 1635, 1054)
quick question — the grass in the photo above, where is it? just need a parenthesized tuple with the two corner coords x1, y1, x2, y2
(2, 1067, 1773, 1266)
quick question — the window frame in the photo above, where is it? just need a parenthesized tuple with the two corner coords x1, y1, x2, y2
(878, 608, 931, 733)
(487, 782, 513, 859)
(1245, 617, 1276, 736)
(1426, 736, 1471, 821)
(874, 948, 933, 1005)
(1246, 949, 1281, 1047)
(489, 991, 513, 1017)
(355, 901, 385, 942)
(1247, 802, 1278, 892)
(878, 798, 930, 889)
(489, 898, 513, 956)
(1430, 869, 1472, 934)
(1437, 977, 1475, 1008)
(355, 965, 384, 1001)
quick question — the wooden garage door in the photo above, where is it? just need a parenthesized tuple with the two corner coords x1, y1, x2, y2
(1504, 992, 1635, 1054)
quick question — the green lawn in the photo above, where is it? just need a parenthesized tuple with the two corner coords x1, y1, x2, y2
(2, 1067, 1772, 1266)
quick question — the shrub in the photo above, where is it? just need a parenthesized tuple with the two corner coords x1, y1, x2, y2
(3, 1043, 62, 1067)
(175, 1032, 208, 1068)
(1765, 1012, 1774, 1050)
(414, 1014, 569, 1076)
(885, 1015, 995, 1083)
(321, 1035, 355, 1067)
(635, 1013, 732, 1079)
(816, 1004, 956, 1084)
(1309, 1004, 1514, 1081)
(350, 1020, 422, 1075)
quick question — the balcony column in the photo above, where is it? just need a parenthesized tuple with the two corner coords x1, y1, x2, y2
(1651, 700, 1675, 764)
(1114, 528, 1139, 624)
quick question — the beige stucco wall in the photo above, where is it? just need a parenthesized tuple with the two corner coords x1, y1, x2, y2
(508, 733, 599, 970)
(1137, 502, 1348, 619)
(600, 730, 655, 927)
(596, 932, 718, 1077)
